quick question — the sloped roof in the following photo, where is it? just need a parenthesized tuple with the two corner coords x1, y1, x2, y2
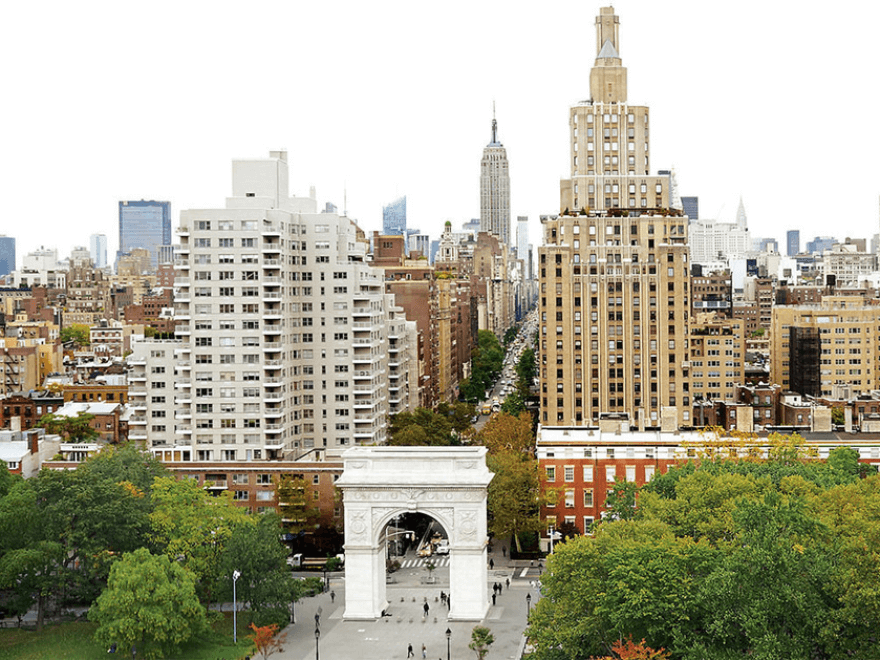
(597, 39, 619, 59)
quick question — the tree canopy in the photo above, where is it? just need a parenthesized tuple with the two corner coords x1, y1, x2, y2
(527, 446, 880, 660)
(89, 547, 206, 659)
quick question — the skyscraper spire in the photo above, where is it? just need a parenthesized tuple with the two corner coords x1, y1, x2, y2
(590, 6, 627, 103)
(736, 196, 748, 229)
(489, 102, 501, 147)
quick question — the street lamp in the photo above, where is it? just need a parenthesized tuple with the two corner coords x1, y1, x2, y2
(525, 593, 531, 622)
(323, 567, 328, 593)
(314, 624, 320, 660)
(232, 570, 241, 643)
(446, 627, 451, 660)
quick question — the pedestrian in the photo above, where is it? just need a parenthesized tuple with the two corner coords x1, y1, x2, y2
(502, 546, 507, 557)
(492, 592, 496, 606)
(499, 580, 504, 593)
(489, 558, 494, 570)
(505, 578, 510, 589)
(408, 643, 414, 658)
(440, 590, 446, 604)
(330, 590, 335, 603)
(422, 643, 427, 659)
(423, 601, 430, 617)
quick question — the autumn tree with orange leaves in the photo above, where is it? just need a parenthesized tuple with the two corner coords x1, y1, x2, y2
(249, 622, 287, 659)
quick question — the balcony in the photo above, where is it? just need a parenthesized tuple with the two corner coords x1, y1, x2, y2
(262, 277, 282, 285)
(263, 258, 281, 266)
(262, 342, 282, 350)
(265, 423, 283, 431)
(203, 480, 228, 490)
(262, 292, 282, 301)
(129, 416, 147, 425)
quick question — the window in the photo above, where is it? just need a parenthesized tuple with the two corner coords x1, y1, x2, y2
(545, 466, 556, 482)
(583, 489, 594, 507)
(605, 465, 616, 482)
(583, 466, 593, 482)
(625, 465, 636, 482)
(564, 466, 574, 482)
(565, 490, 575, 508)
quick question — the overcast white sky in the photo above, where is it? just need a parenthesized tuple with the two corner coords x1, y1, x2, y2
(3, 1, 880, 266)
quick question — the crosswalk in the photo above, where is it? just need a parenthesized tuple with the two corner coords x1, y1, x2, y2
(397, 556, 450, 568)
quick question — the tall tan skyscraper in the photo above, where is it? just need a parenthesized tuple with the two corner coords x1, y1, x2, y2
(480, 114, 511, 246)
(539, 6, 691, 430)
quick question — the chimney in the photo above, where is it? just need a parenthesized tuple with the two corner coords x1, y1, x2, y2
(844, 408, 853, 433)
(27, 430, 39, 456)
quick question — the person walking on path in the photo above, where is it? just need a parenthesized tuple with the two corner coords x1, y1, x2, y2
(330, 590, 335, 603)
(502, 546, 506, 557)
(492, 592, 496, 606)
(408, 643, 414, 658)
(421, 643, 427, 658)
(505, 577, 510, 589)
(423, 601, 430, 617)
(489, 558, 494, 570)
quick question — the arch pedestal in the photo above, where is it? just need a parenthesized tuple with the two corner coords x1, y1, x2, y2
(336, 446, 493, 621)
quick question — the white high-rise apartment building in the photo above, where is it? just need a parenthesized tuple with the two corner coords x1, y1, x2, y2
(137, 151, 414, 463)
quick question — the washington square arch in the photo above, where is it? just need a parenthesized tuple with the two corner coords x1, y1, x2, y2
(335, 446, 493, 620)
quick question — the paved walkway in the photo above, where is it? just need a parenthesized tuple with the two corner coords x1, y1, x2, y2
(278, 556, 543, 660)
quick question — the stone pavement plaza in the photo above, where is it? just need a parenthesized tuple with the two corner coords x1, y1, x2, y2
(276, 559, 542, 660)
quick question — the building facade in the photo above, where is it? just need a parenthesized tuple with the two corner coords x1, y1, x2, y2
(90, 234, 108, 269)
(479, 117, 511, 246)
(771, 296, 880, 398)
(0, 236, 15, 279)
(118, 200, 171, 270)
(382, 196, 406, 236)
(137, 151, 413, 464)
(539, 6, 691, 430)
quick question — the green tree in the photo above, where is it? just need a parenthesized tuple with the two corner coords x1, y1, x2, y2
(500, 389, 526, 415)
(215, 514, 296, 627)
(90, 547, 206, 659)
(389, 408, 456, 446)
(487, 450, 551, 552)
(437, 401, 477, 434)
(478, 411, 534, 456)
(0, 458, 21, 498)
(59, 323, 90, 347)
(149, 476, 250, 606)
(515, 347, 537, 395)
(0, 479, 66, 630)
(469, 625, 495, 659)
(36, 411, 100, 442)
(503, 326, 518, 346)
(276, 474, 320, 536)
(461, 331, 505, 402)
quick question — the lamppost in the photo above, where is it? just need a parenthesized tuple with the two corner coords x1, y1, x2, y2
(323, 567, 328, 593)
(446, 627, 451, 660)
(525, 593, 531, 623)
(314, 624, 320, 660)
(232, 570, 241, 643)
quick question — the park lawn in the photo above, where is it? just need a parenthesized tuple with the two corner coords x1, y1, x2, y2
(0, 613, 255, 660)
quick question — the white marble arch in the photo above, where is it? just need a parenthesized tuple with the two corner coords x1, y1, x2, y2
(336, 446, 493, 621)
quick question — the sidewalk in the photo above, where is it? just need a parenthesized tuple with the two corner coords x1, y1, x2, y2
(276, 557, 539, 660)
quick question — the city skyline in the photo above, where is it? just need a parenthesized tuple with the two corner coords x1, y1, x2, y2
(4, 1, 880, 265)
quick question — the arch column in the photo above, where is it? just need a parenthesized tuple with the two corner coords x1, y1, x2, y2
(336, 447, 493, 621)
